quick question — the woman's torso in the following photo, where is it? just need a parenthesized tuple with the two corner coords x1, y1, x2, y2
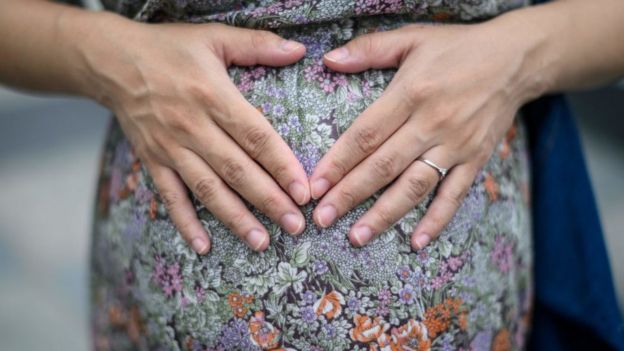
(91, 1, 534, 350)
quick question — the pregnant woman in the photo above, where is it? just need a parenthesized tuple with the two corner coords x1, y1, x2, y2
(1, 0, 623, 350)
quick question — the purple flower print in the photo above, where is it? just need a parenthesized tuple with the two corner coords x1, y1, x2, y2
(261, 102, 272, 114)
(303, 64, 348, 93)
(272, 104, 285, 116)
(398, 284, 416, 304)
(322, 323, 336, 337)
(302, 290, 316, 305)
(152, 256, 184, 298)
(375, 304, 389, 317)
(354, 0, 403, 15)
(470, 330, 494, 351)
(378, 288, 392, 302)
(347, 297, 361, 310)
(295, 143, 321, 176)
(313, 260, 329, 275)
(491, 235, 514, 273)
(302, 306, 317, 322)
(396, 265, 412, 281)
(219, 318, 257, 350)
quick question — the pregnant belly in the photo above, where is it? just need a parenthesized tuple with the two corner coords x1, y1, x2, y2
(90, 17, 534, 351)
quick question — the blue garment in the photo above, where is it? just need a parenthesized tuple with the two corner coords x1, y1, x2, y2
(523, 92, 624, 350)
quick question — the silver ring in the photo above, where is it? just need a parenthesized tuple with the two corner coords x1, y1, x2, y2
(418, 157, 448, 180)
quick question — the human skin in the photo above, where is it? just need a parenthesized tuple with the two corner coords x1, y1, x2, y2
(310, 0, 624, 250)
(0, 0, 312, 253)
(0, 0, 623, 253)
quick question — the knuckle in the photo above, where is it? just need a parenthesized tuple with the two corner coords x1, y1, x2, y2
(251, 30, 275, 50)
(223, 209, 248, 234)
(221, 158, 246, 188)
(259, 194, 281, 214)
(405, 175, 431, 203)
(442, 186, 468, 209)
(328, 157, 349, 178)
(242, 126, 271, 159)
(163, 111, 194, 135)
(338, 187, 357, 209)
(160, 190, 181, 212)
(374, 205, 396, 228)
(406, 80, 437, 102)
(270, 162, 290, 185)
(176, 220, 195, 239)
(353, 125, 382, 155)
(194, 177, 219, 203)
(371, 153, 398, 181)
(188, 83, 217, 106)
(359, 34, 376, 54)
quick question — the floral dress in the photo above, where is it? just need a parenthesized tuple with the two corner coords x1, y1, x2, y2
(90, 1, 534, 350)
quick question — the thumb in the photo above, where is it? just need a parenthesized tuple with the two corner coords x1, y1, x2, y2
(212, 26, 306, 67)
(323, 30, 415, 73)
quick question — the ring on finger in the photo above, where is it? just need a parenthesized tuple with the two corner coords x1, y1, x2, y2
(417, 157, 448, 180)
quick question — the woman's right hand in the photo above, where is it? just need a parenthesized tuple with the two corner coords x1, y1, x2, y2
(80, 15, 310, 254)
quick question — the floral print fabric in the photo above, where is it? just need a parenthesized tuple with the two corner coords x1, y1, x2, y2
(90, 1, 534, 350)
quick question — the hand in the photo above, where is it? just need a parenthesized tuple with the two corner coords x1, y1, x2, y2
(309, 21, 541, 250)
(84, 18, 310, 254)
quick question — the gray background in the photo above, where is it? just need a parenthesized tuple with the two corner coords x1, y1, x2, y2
(0, 84, 622, 349)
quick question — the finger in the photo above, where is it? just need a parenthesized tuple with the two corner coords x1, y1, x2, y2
(347, 159, 440, 247)
(323, 27, 419, 73)
(147, 160, 211, 255)
(200, 69, 311, 206)
(210, 24, 306, 67)
(186, 119, 306, 236)
(309, 85, 415, 200)
(411, 163, 479, 251)
(175, 148, 271, 252)
(312, 114, 435, 227)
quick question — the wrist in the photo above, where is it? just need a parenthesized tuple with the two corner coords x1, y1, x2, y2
(57, 9, 139, 104)
(485, 5, 563, 104)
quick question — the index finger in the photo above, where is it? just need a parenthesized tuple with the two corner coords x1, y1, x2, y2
(205, 70, 311, 206)
(308, 83, 414, 199)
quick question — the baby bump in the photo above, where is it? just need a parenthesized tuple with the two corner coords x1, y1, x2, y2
(90, 21, 534, 351)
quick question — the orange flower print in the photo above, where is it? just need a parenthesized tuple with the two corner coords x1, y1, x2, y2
(349, 314, 390, 343)
(233, 305, 249, 318)
(492, 328, 512, 351)
(484, 172, 499, 202)
(148, 196, 158, 220)
(228, 292, 243, 308)
(314, 290, 345, 319)
(423, 298, 464, 339)
(244, 293, 255, 304)
(390, 319, 431, 351)
(248, 311, 281, 350)
(227, 291, 253, 318)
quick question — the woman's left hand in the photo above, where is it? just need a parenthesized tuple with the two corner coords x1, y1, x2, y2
(309, 19, 543, 250)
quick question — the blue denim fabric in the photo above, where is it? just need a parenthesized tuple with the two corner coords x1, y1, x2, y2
(522, 93, 624, 350)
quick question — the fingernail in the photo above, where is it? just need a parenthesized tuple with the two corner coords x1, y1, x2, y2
(247, 229, 267, 251)
(311, 178, 330, 199)
(413, 233, 431, 250)
(280, 212, 305, 235)
(316, 205, 337, 228)
(352, 225, 372, 246)
(280, 39, 303, 52)
(288, 181, 308, 205)
(324, 47, 349, 62)
(192, 238, 209, 254)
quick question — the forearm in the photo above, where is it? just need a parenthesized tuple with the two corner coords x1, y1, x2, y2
(0, 0, 126, 99)
(494, 0, 624, 99)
